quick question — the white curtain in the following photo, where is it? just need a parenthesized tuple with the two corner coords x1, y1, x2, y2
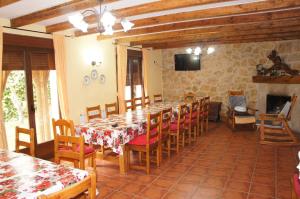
(53, 34, 70, 119)
(117, 45, 127, 113)
(142, 48, 150, 97)
(0, 27, 8, 149)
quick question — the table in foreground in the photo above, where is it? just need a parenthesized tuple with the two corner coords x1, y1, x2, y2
(0, 149, 93, 199)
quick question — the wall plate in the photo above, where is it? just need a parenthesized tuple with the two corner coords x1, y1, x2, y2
(99, 74, 106, 84)
(91, 69, 98, 80)
(83, 75, 91, 85)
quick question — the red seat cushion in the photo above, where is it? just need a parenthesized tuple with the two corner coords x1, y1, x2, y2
(128, 134, 158, 145)
(186, 112, 198, 119)
(185, 118, 197, 126)
(170, 123, 184, 131)
(58, 145, 95, 154)
(294, 174, 300, 196)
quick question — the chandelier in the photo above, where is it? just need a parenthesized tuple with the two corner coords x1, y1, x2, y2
(68, 0, 134, 35)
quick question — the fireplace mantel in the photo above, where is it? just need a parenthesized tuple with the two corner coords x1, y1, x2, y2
(252, 76, 300, 84)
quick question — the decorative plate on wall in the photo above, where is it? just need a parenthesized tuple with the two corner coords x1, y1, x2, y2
(83, 75, 91, 85)
(91, 69, 98, 80)
(99, 74, 106, 84)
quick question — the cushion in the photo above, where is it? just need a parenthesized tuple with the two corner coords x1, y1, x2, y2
(229, 96, 246, 109)
(186, 112, 198, 119)
(280, 101, 291, 118)
(294, 174, 300, 197)
(59, 145, 95, 154)
(170, 123, 184, 131)
(128, 134, 158, 145)
(185, 118, 197, 126)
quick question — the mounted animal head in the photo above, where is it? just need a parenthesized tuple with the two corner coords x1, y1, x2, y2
(267, 50, 282, 64)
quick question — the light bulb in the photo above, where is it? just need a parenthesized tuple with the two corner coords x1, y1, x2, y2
(194, 47, 202, 55)
(207, 47, 215, 54)
(186, 48, 193, 54)
(121, 18, 134, 32)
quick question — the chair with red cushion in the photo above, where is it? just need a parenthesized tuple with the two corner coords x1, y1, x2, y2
(86, 105, 102, 122)
(199, 98, 205, 136)
(52, 119, 96, 170)
(185, 101, 199, 145)
(170, 104, 187, 153)
(127, 112, 161, 174)
(133, 97, 143, 110)
(203, 97, 210, 133)
(160, 108, 172, 160)
(153, 94, 163, 103)
(292, 174, 300, 199)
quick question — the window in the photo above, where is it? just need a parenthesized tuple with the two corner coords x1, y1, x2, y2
(2, 34, 59, 150)
(125, 50, 143, 100)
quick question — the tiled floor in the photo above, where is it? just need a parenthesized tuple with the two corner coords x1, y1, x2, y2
(95, 122, 299, 199)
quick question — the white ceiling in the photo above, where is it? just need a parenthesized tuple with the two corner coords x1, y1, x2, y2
(0, 0, 266, 28)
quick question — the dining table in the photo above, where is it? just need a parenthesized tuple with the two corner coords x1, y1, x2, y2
(0, 149, 88, 199)
(75, 101, 185, 174)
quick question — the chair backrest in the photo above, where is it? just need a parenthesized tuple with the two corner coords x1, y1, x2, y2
(228, 90, 246, 108)
(190, 101, 199, 120)
(281, 94, 297, 121)
(105, 102, 118, 117)
(146, 112, 161, 145)
(144, 96, 151, 107)
(38, 168, 96, 199)
(125, 99, 134, 111)
(184, 92, 196, 103)
(86, 105, 102, 121)
(204, 96, 210, 114)
(161, 108, 172, 136)
(153, 94, 163, 103)
(175, 104, 187, 129)
(15, 126, 35, 156)
(54, 134, 84, 161)
(52, 119, 75, 137)
(199, 98, 205, 118)
(133, 97, 143, 110)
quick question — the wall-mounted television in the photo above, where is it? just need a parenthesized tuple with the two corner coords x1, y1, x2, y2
(174, 54, 201, 71)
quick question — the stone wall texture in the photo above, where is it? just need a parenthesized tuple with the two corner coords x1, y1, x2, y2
(161, 39, 300, 132)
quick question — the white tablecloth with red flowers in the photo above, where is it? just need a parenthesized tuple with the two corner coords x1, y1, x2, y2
(75, 102, 184, 155)
(0, 150, 88, 199)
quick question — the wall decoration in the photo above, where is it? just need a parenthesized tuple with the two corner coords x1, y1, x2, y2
(91, 69, 98, 80)
(99, 74, 106, 84)
(83, 75, 91, 85)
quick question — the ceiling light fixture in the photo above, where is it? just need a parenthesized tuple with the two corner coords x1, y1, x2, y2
(185, 46, 215, 55)
(68, 0, 134, 35)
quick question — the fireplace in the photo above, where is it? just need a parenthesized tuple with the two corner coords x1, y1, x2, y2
(266, 94, 291, 114)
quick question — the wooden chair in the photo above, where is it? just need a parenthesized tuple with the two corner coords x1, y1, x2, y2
(52, 119, 96, 170)
(15, 126, 35, 156)
(38, 167, 96, 199)
(198, 98, 205, 136)
(153, 94, 163, 103)
(170, 104, 187, 153)
(160, 108, 172, 160)
(185, 101, 199, 144)
(258, 95, 299, 146)
(125, 99, 134, 111)
(126, 112, 161, 174)
(144, 96, 151, 107)
(227, 91, 256, 130)
(86, 105, 102, 121)
(184, 92, 196, 103)
(203, 96, 210, 133)
(105, 102, 118, 117)
(133, 97, 143, 110)
(292, 174, 300, 199)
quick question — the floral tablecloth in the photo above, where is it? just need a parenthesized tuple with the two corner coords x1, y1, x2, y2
(75, 101, 184, 154)
(0, 150, 88, 199)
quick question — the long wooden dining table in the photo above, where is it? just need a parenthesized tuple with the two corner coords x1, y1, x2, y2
(0, 149, 89, 199)
(75, 101, 184, 174)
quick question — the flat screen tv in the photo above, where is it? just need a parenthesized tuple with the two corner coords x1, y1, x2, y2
(175, 54, 201, 71)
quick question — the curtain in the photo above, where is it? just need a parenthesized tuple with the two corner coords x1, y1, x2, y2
(142, 49, 149, 97)
(117, 45, 127, 114)
(53, 34, 70, 119)
(0, 27, 8, 149)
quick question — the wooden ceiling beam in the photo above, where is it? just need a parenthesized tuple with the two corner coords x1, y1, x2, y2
(0, 0, 20, 7)
(86, 0, 300, 38)
(46, 0, 229, 33)
(116, 18, 300, 44)
(144, 33, 300, 49)
(10, 0, 117, 27)
(93, 8, 300, 39)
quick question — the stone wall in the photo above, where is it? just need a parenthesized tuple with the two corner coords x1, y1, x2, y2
(161, 39, 300, 132)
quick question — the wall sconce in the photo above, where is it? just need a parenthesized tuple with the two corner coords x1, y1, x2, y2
(91, 60, 102, 66)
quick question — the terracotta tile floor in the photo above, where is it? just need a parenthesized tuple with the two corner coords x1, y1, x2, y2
(95, 122, 299, 199)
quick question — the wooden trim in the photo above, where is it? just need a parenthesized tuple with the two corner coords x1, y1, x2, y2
(94, 8, 300, 39)
(10, 0, 117, 27)
(0, 0, 20, 7)
(46, 0, 230, 33)
(3, 33, 53, 49)
(252, 76, 300, 84)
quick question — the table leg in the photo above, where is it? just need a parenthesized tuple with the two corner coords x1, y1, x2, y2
(119, 144, 127, 175)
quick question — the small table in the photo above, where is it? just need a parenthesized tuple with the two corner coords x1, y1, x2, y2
(0, 150, 88, 198)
